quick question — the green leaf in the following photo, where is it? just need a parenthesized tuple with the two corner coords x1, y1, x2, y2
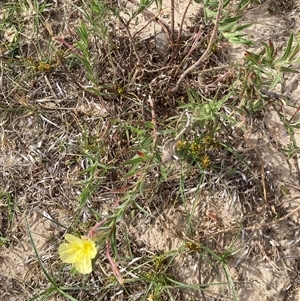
(224, 33, 252, 45)
(58, 290, 79, 301)
(234, 23, 252, 31)
(219, 15, 243, 26)
(280, 33, 294, 62)
(270, 71, 282, 90)
(261, 40, 275, 62)
(204, 8, 217, 20)
(123, 156, 147, 166)
(279, 66, 299, 73)
(288, 42, 300, 62)
(187, 87, 202, 103)
(229, 37, 253, 45)
(219, 21, 238, 32)
(290, 122, 300, 129)
(245, 51, 260, 64)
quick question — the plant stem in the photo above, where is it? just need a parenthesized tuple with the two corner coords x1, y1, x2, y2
(172, 0, 224, 91)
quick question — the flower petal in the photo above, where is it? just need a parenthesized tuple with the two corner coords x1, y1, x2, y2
(83, 240, 97, 259)
(59, 243, 78, 263)
(59, 234, 97, 274)
(65, 234, 83, 245)
(75, 256, 92, 274)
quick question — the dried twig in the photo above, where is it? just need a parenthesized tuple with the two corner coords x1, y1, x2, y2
(176, 0, 192, 47)
(129, 0, 171, 42)
(148, 96, 158, 151)
(174, 111, 191, 142)
(174, 32, 206, 77)
(172, 0, 223, 92)
(170, 0, 175, 45)
(290, 104, 300, 123)
(168, 0, 192, 66)
(117, 14, 143, 67)
(162, 110, 191, 162)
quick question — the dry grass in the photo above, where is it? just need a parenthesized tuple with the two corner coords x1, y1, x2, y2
(1, 0, 300, 300)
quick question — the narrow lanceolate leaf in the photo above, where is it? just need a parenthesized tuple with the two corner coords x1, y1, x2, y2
(288, 42, 300, 62)
(219, 15, 243, 32)
(279, 66, 299, 73)
(224, 33, 252, 45)
(244, 51, 260, 64)
(235, 23, 252, 32)
(280, 33, 294, 62)
(229, 37, 252, 45)
(123, 156, 147, 166)
(290, 121, 300, 129)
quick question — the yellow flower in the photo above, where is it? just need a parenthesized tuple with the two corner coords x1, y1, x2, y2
(190, 142, 202, 155)
(176, 140, 186, 150)
(59, 234, 97, 274)
(201, 155, 211, 169)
